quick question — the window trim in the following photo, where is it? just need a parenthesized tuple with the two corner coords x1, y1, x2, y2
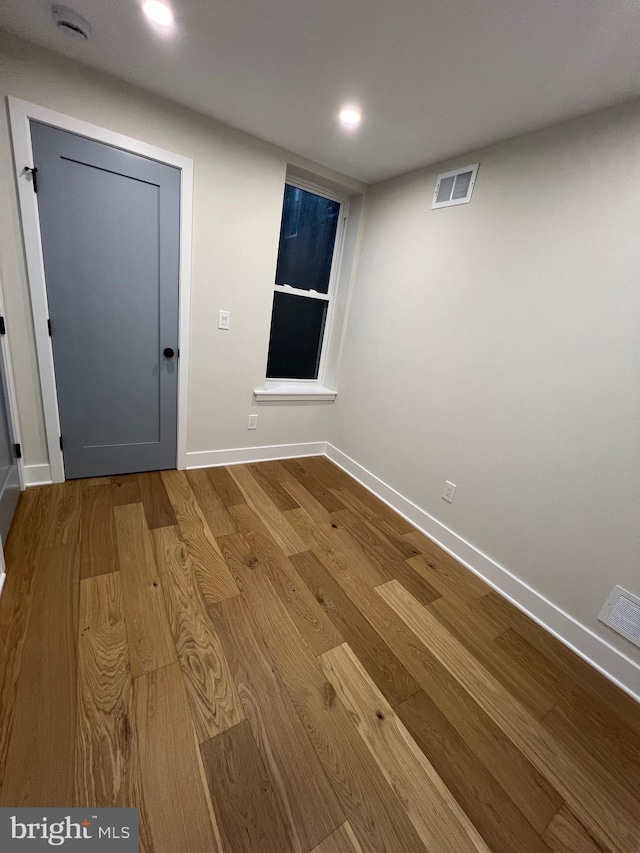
(265, 175, 349, 388)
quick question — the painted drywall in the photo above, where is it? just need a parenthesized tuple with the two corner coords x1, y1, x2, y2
(0, 31, 365, 467)
(331, 99, 640, 665)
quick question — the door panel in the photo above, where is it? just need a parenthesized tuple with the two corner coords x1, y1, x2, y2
(30, 122, 180, 479)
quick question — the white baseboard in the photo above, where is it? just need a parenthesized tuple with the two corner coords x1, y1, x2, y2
(325, 443, 640, 704)
(186, 441, 328, 470)
(0, 571, 5, 600)
(24, 463, 52, 487)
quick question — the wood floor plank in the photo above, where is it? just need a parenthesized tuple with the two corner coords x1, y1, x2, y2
(249, 462, 300, 511)
(480, 590, 640, 738)
(161, 469, 239, 604)
(281, 458, 347, 513)
(330, 487, 421, 558)
(80, 483, 119, 579)
(217, 532, 427, 853)
(210, 593, 344, 853)
(201, 719, 294, 853)
(321, 564, 563, 834)
(206, 465, 247, 508)
(187, 468, 237, 536)
(0, 487, 47, 786)
(0, 543, 78, 807)
(320, 643, 490, 852)
(282, 477, 334, 525)
(427, 595, 559, 719)
(379, 579, 640, 853)
(228, 504, 343, 656)
(286, 506, 388, 588)
(114, 503, 177, 678)
(110, 473, 143, 506)
(138, 471, 177, 529)
(332, 509, 441, 605)
(311, 821, 363, 853)
(230, 464, 307, 555)
(75, 572, 144, 810)
(42, 480, 82, 547)
(396, 689, 554, 853)
(134, 661, 221, 853)
(407, 550, 491, 601)
(292, 549, 419, 707)
(151, 524, 243, 741)
(542, 806, 605, 853)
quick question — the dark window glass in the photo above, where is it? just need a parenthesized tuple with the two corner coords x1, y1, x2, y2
(275, 185, 340, 294)
(266, 291, 328, 380)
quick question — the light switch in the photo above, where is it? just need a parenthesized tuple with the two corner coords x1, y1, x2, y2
(218, 310, 230, 330)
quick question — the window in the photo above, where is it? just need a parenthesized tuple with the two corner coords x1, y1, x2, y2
(266, 181, 345, 382)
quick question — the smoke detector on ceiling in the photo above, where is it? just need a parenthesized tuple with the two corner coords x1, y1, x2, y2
(51, 5, 91, 41)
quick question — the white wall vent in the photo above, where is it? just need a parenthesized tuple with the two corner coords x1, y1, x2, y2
(598, 585, 640, 649)
(431, 164, 479, 209)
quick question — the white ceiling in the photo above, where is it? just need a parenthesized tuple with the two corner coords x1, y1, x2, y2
(1, 0, 639, 183)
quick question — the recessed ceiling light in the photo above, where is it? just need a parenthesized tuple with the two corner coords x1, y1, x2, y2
(142, 0, 174, 26)
(339, 107, 361, 127)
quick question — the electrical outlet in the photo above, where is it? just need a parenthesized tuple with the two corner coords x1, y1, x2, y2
(442, 481, 456, 503)
(247, 413, 258, 430)
(218, 310, 230, 330)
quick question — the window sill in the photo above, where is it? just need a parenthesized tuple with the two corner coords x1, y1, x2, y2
(253, 384, 337, 403)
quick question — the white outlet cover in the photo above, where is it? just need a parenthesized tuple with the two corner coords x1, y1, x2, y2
(247, 414, 258, 430)
(442, 481, 457, 503)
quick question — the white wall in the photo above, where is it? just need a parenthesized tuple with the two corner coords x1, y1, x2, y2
(0, 31, 365, 469)
(331, 99, 640, 669)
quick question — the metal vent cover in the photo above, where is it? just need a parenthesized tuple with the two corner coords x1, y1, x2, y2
(432, 163, 479, 209)
(598, 585, 640, 649)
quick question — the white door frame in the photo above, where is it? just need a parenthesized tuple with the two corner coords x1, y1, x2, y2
(0, 271, 25, 492)
(8, 96, 193, 482)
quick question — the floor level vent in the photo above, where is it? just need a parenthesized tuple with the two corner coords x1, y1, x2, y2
(598, 585, 640, 649)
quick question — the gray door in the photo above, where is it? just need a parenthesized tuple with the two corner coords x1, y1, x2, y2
(30, 122, 180, 479)
(0, 334, 20, 544)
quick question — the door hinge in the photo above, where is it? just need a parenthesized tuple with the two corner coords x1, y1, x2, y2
(0, 317, 5, 335)
(59, 436, 63, 451)
(47, 318, 52, 336)
(14, 443, 21, 459)
(24, 166, 38, 193)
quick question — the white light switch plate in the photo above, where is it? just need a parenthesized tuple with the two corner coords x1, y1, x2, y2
(218, 310, 230, 330)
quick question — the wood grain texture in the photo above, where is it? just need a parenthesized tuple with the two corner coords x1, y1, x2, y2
(138, 470, 177, 529)
(134, 662, 221, 853)
(542, 807, 605, 853)
(206, 465, 246, 508)
(200, 719, 294, 853)
(0, 543, 78, 807)
(161, 469, 239, 604)
(311, 822, 363, 853)
(80, 483, 118, 579)
(229, 503, 343, 656)
(292, 549, 419, 706)
(379, 579, 640, 853)
(396, 689, 554, 853)
(332, 509, 441, 605)
(2, 467, 638, 853)
(114, 503, 177, 677)
(75, 573, 143, 808)
(110, 473, 142, 506)
(187, 468, 237, 536)
(217, 531, 427, 852)
(320, 643, 489, 852)
(248, 462, 300, 511)
(229, 464, 307, 555)
(0, 487, 47, 787)
(210, 593, 344, 853)
(151, 524, 243, 741)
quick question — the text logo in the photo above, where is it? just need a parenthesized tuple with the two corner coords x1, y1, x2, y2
(0, 809, 138, 850)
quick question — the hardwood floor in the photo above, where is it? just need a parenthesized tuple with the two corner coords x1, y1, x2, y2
(0, 457, 638, 852)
